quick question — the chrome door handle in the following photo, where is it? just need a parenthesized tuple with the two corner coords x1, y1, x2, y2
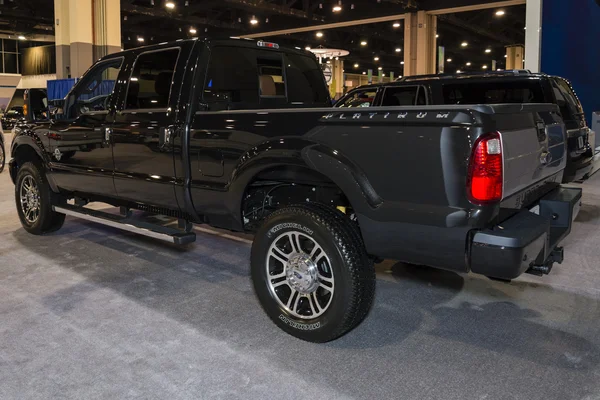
(104, 127, 112, 142)
(159, 126, 173, 148)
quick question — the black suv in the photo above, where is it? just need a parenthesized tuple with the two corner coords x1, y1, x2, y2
(335, 71, 595, 183)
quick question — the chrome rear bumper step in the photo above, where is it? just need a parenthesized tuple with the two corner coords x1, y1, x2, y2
(53, 204, 196, 245)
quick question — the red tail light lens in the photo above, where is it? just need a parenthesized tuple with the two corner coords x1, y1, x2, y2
(467, 132, 503, 204)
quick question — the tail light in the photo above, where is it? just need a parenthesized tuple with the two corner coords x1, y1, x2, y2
(467, 132, 503, 204)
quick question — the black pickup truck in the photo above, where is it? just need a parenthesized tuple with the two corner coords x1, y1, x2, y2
(9, 38, 581, 342)
(336, 71, 595, 183)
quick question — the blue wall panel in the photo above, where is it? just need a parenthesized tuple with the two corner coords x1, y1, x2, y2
(541, 0, 600, 125)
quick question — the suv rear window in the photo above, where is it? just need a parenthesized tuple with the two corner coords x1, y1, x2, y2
(442, 81, 545, 104)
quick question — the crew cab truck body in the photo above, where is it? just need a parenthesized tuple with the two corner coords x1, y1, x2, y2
(336, 71, 596, 183)
(9, 39, 581, 342)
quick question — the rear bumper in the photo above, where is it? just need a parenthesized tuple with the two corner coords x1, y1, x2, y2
(563, 153, 594, 183)
(470, 187, 582, 280)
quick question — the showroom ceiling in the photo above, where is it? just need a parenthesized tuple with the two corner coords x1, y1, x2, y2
(1, 0, 525, 75)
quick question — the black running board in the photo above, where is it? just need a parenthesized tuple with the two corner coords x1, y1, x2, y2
(53, 204, 196, 245)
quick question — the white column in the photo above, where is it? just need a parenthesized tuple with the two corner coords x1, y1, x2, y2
(525, 0, 543, 72)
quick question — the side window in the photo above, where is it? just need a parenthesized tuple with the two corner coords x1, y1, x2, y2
(416, 86, 427, 105)
(69, 58, 122, 118)
(284, 54, 330, 105)
(554, 79, 583, 116)
(203, 47, 260, 110)
(125, 48, 179, 110)
(381, 86, 418, 106)
(337, 89, 377, 108)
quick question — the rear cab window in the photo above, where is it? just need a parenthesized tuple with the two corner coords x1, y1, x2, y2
(441, 80, 545, 105)
(202, 45, 330, 110)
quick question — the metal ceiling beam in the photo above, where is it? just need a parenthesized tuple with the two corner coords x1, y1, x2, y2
(121, 3, 239, 30)
(427, 0, 526, 15)
(222, 0, 325, 22)
(240, 13, 408, 38)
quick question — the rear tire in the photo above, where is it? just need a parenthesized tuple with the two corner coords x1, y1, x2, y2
(251, 203, 375, 342)
(0, 142, 5, 173)
(15, 162, 65, 234)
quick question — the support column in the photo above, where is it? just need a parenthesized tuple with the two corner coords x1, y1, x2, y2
(331, 59, 344, 100)
(54, 0, 121, 79)
(525, 0, 543, 72)
(505, 45, 524, 70)
(404, 11, 437, 76)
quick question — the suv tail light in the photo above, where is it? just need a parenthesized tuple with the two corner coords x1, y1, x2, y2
(467, 132, 503, 204)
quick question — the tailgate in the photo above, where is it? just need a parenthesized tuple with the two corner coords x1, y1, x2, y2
(497, 104, 566, 205)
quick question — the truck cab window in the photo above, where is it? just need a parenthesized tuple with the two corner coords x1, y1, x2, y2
(381, 86, 418, 106)
(338, 89, 377, 108)
(203, 47, 259, 110)
(65, 58, 122, 118)
(125, 49, 179, 110)
(258, 57, 285, 97)
(284, 54, 330, 105)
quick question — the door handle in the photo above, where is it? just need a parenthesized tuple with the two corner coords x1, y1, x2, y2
(159, 126, 173, 148)
(103, 127, 112, 146)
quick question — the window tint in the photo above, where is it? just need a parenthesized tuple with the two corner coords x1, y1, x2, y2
(204, 47, 260, 109)
(416, 87, 427, 105)
(284, 54, 330, 105)
(381, 86, 418, 106)
(337, 89, 377, 108)
(70, 58, 122, 117)
(442, 81, 545, 104)
(553, 78, 583, 118)
(258, 57, 285, 97)
(125, 49, 179, 110)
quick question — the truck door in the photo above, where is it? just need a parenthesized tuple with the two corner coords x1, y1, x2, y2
(111, 44, 191, 209)
(47, 57, 124, 197)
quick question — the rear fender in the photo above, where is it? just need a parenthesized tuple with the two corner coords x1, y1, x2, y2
(227, 137, 381, 228)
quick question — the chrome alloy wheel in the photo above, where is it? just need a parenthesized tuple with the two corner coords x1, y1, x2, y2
(19, 175, 41, 224)
(266, 231, 334, 319)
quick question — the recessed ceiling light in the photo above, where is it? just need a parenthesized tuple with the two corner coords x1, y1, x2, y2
(401, 61, 404, 65)
(17, 35, 26, 40)
(374, 56, 379, 61)
(482, 65, 488, 69)
(436, 34, 439, 38)
(466, 62, 471, 66)
(250, 16, 258, 25)
(485, 48, 492, 53)
(165, 1, 175, 9)
(378, 67, 382, 70)
(504, 54, 507, 58)
(316, 32, 323, 37)
(360, 41, 367, 46)
(393, 22, 400, 28)
(354, 63, 359, 68)
(137, 37, 145, 42)
(305, 46, 311, 51)
(496, 10, 505, 16)
(461, 42, 468, 47)
(395, 48, 401, 52)
(447, 58, 452, 62)
(333, 5, 342, 12)
(457, 70, 462, 73)
(362, 71, 366, 75)
(189, 28, 197, 34)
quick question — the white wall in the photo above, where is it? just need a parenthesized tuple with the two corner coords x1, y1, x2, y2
(17, 74, 56, 89)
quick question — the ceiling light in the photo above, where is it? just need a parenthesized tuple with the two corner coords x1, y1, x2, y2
(496, 10, 505, 16)
(378, 67, 382, 70)
(461, 42, 468, 47)
(316, 32, 323, 38)
(398, 76, 402, 79)
(362, 71, 366, 75)
(165, 1, 175, 9)
(436, 34, 439, 38)
(17, 35, 26, 40)
(482, 65, 488, 69)
(335, 56, 339, 60)
(457, 70, 462, 73)
(382, 73, 385, 76)
(295, 47, 301, 50)
(447, 58, 452, 62)
(401, 61, 404, 65)
(333, 5, 342, 12)
(189, 28, 197, 34)
(354, 63, 359, 68)
(395, 48, 401, 52)
(137, 37, 145, 42)
(360, 41, 367, 46)
(326, 60, 331, 64)
(466, 62, 471, 66)
(485, 48, 492, 53)
(374, 56, 379, 61)
(504, 54, 507, 58)
(305, 46, 311, 50)
(250, 16, 258, 25)
(393, 22, 400, 28)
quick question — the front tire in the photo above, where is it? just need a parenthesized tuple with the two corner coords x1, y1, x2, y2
(251, 203, 375, 342)
(15, 162, 65, 234)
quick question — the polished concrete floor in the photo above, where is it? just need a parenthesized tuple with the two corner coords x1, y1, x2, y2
(1, 132, 600, 399)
